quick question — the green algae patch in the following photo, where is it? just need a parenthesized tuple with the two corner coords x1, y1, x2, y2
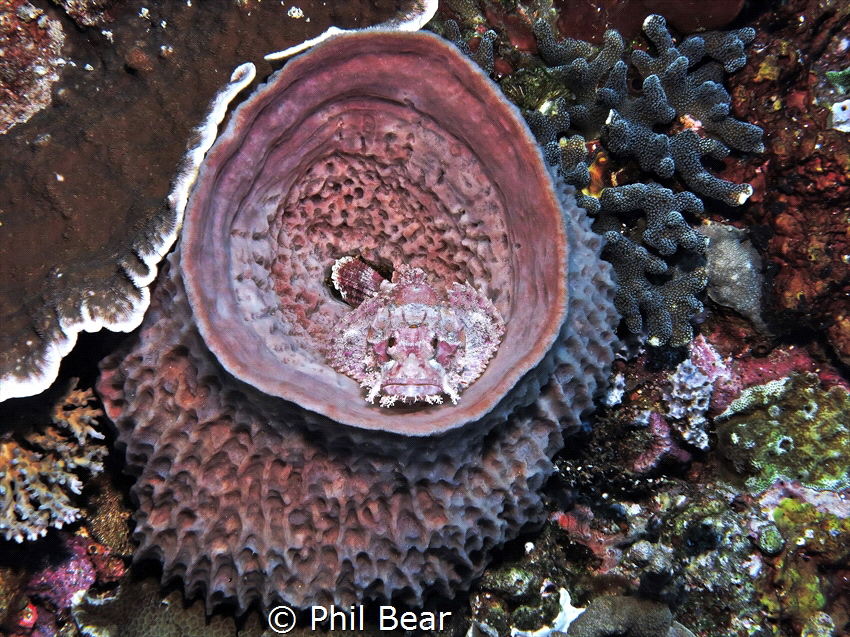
(773, 498, 850, 563)
(716, 373, 850, 493)
(826, 66, 850, 94)
(758, 498, 850, 629)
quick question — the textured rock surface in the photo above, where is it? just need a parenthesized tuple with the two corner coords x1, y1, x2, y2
(98, 31, 618, 610)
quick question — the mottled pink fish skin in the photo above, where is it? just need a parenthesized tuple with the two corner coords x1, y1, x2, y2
(331, 256, 389, 306)
(328, 265, 504, 407)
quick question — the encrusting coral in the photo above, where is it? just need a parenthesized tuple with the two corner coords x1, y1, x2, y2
(716, 373, 850, 493)
(661, 358, 712, 450)
(0, 382, 107, 542)
(72, 578, 238, 637)
(565, 595, 695, 637)
(700, 221, 768, 333)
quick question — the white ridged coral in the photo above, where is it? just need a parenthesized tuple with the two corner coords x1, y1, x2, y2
(0, 383, 106, 542)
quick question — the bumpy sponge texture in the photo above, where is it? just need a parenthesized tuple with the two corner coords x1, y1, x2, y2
(98, 183, 617, 611)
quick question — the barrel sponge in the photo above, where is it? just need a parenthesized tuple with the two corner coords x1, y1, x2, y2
(96, 31, 618, 610)
(98, 188, 616, 610)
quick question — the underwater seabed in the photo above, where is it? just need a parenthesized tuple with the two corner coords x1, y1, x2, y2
(1, 0, 849, 636)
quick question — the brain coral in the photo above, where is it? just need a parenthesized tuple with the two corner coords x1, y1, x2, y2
(98, 31, 618, 609)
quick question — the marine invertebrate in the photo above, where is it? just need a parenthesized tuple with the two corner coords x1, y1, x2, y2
(829, 98, 850, 133)
(566, 596, 695, 637)
(518, 15, 762, 347)
(529, 15, 761, 204)
(699, 221, 768, 333)
(662, 358, 712, 450)
(72, 578, 238, 637)
(328, 263, 505, 407)
(0, 34, 254, 404)
(764, 498, 850, 631)
(594, 184, 708, 346)
(716, 373, 850, 493)
(98, 29, 618, 610)
(728, 0, 850, 364)
(0, 383, 106, 542)
(27, 534, 97, 610)
(1, 0, 420, 403)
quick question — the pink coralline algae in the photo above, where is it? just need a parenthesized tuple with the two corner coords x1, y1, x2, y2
(329, 263, 505, 407)
(98, 30, 618, 610)
(27, 535, 96, 610)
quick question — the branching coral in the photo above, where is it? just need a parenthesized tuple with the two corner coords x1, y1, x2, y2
(601, 227, 707, 347)
(508, 15, 762, 347)
(529, 15, 761, 203)
(0, 383, 106, 542)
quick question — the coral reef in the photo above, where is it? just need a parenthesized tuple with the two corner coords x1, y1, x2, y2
(97, 30, 617, 610)
(716, 373, 850, 493)
(1, 531, 127, 637)
(725, 0, 850, 364)
(3, 1, 847, 635)
(27, 534, 97, 610)
(487, 13, 762, 347)
(83, 475, 134, 556)
(515, 352, 849, 636)
(470, 528, 571, 635)
(468, 531, 697, 637)
(762, 496, 850, 633)
(0, 0, 413, 402)
(0, 383, 107, 542)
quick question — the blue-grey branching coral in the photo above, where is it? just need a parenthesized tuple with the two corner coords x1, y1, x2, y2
(451, 14, 763, 347)
(532, 16, 761, 347)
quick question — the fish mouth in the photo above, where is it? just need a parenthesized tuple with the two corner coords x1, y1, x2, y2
(381, 383, 443, 398)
